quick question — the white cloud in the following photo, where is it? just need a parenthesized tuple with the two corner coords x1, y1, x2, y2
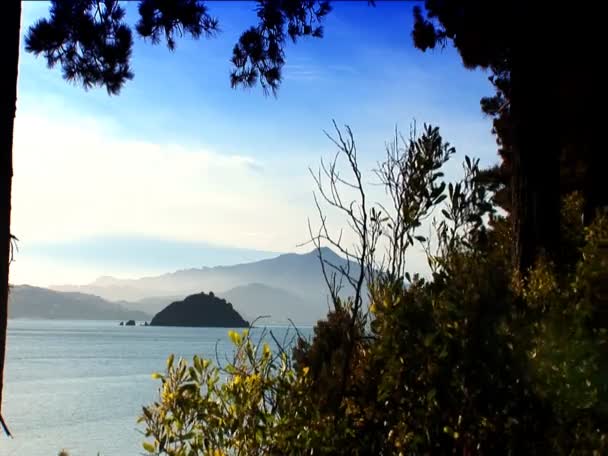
(11, 110, 314, 257)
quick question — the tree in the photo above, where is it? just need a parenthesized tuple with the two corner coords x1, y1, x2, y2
(0, 0, 22, 437)
(411, 1, 558, 274)
(411, 1, 603, 274)
(0, 0, 331, 430)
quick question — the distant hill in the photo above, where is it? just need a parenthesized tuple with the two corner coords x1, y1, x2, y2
(53, 248, 357, 324)
(8, 285, 151, 321)
(118, 284, 323, 325)
(220, 283, 323, 325)
(118, 295, 183, 316)
(150, 292, 248, 328)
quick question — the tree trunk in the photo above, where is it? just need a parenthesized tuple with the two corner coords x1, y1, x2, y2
(564, 25, 605, 225)
(583, 156, 607, 225)
(510, 6, 561, 274)
(0, 0, 21, 424)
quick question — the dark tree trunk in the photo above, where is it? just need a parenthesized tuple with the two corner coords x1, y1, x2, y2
(510, 7, 561, 274)
(0, 0, 21, 424)
(583, 157, 607, 225)
(510, 4, 602, 271)
(563, 26, 605, 226)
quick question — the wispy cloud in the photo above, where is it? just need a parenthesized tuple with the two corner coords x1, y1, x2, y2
(11, 109, 308, 256)
(283, 62, 359, 83)
(327, 64, 359, 76)
(283, 63, 325, 82)
(232, 155, 264, 173)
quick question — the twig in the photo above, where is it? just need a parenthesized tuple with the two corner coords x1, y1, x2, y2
(0, 413, 11, 437)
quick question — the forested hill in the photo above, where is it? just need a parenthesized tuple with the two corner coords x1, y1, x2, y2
(8, 285, 150, 321)
(150, 292, 248, 328)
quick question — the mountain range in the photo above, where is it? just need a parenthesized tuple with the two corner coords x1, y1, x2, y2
(9, 285, 150, 321)
(11, 248, 358, 325)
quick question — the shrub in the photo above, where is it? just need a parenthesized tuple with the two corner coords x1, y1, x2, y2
(141, 125, 607, 455)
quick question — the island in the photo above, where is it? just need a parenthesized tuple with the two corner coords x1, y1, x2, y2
(125, 319, 136, 326)
(150, 291, 249, 328)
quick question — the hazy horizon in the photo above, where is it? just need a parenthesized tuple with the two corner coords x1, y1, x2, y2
(11, 246, 332, 288)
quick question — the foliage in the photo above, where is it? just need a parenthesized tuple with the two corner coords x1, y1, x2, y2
(25, 0, 134, 95)
(412, 0, 605, 274)
(24, 0, 331, 95)
(140, 328, 315, 455)
(142, 126, 607, 455)
(230, 0, 332, 94)
(136, 0, 218, 50)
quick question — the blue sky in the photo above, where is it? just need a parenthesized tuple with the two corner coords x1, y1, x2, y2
(11, 1, 498, 286)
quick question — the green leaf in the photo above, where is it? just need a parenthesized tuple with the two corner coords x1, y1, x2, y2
(166, 354, 175, 370)
(435, 194, 447, 204)
(189, 367, 199, 382)
(142, 441, 155, 453)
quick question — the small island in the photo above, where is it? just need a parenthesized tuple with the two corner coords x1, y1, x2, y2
(150, 291, 249, 328)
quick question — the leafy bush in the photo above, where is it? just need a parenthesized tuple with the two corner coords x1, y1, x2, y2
(141, 125, 607, 455)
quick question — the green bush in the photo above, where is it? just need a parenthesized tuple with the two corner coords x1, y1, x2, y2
(141, 126, 607, 455)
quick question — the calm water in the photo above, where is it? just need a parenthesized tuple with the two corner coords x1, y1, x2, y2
(1, 320, 308, 456)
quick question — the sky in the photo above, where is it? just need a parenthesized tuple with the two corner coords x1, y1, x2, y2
(10, 1, 498, 287)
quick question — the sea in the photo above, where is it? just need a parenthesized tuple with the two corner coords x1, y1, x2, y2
(1, 320, 310, 456)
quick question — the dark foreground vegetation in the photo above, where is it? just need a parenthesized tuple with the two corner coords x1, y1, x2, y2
(140, 124, 607, 455)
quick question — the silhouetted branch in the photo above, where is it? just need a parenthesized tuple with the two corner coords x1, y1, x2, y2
(0, 413, 11, 437)
(308, 121, 381, 424)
